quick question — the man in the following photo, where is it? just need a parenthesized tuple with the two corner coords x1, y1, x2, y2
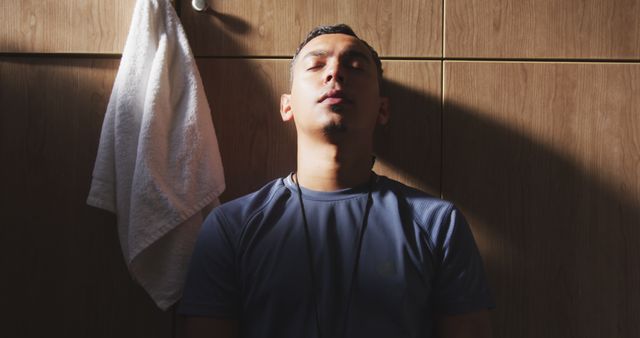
(178, 24, 494, 338)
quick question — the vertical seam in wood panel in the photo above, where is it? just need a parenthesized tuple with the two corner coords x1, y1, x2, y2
(440, 61, 445, 199)
(440, 0, 446, 199)
(442, 0, 446, 59)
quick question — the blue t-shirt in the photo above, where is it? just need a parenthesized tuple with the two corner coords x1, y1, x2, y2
(179, 173, 494, 338)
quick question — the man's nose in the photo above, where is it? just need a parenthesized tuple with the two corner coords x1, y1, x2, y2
(324, 62, 345, 84)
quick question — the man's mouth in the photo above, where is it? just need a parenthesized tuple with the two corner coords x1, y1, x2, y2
(318, 89, 353, 105)
(324, 97, 348, 105)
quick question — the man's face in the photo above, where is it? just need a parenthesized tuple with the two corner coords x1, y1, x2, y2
(281, 33, 388, 139)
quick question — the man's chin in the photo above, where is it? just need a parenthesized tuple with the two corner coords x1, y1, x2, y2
(322, 122, 348, 136)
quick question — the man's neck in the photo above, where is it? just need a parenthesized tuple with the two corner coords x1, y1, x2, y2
(295, 137, 373, 192)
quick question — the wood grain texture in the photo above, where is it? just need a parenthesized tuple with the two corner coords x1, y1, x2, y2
(0, 58, 172, 338)
(0, 0, 134, 53)
(182, 0, 441, 57)
(445, 0, 640, 59)
(374, 61, 442, 196)
(443, 62, 640, 338)
(197, 59, 441, 201)
(197, 59, 296, 201)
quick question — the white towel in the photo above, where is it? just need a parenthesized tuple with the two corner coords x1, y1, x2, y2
(87, 0, 225, 310)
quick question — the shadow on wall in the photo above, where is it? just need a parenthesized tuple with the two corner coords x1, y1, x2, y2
(443, 99, 640, 337)
(191, 8, 296, 202)
(374, 77, 441, 196)
(0, 56, 173, 338)
(377, 79, 640, 338)
(200, 7, 252, 35)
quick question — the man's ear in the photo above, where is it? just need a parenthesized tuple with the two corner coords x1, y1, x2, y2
(280, 94, 294, 122)
(377, 97, 390, 125)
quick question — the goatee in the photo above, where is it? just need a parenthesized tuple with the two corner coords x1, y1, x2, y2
(323, 122, 347, 136)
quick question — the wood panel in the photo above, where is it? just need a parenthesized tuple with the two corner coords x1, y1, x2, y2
(197, 59, 441, 202)
(196, 59, 296, 201)
(0, 58, 172, 338)
(443, 62, 640, 338)
(373, 61, 441, 196)
(445, 0, 640, 59)
(182, 0, 441, 57)
(0, 0, 134, 53)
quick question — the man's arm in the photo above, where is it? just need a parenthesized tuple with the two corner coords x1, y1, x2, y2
(177, 316, 239, 338)
(178, 209, 241, 338)
(435, 310, 493, 338)
(431, 206, 495, 337)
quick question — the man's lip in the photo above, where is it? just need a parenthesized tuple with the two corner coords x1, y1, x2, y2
(322, 97, 350, 105)
(318, 90, 352, 104)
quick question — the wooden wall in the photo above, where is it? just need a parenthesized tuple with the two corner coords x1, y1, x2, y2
(1, 0, 638, 337)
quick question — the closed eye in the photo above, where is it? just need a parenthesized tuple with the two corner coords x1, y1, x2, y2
(307, 63, 324, 71)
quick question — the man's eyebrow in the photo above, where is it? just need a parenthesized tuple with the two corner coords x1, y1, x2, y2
(302, 49, 329, 61)
(301, 49, 372, 63)
(341, 50, 372, 64)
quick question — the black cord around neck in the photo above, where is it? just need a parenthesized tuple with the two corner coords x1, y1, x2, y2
(293, 172, 375, 338)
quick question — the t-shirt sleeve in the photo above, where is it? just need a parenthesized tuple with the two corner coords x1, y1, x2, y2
(178, 209, 240, 318)
(431, 206, 495, 315)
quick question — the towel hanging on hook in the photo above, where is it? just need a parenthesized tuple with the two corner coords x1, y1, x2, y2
(87, 0, 225, 310)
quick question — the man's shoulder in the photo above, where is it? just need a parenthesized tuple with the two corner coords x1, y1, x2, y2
(210, 176, 290, 226)
(377, 175, 456, 225)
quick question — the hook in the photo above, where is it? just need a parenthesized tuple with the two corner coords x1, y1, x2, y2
(192, 0, 208, 12)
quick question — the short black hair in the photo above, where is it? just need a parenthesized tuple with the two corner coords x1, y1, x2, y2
(290, 24, 383, 89)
